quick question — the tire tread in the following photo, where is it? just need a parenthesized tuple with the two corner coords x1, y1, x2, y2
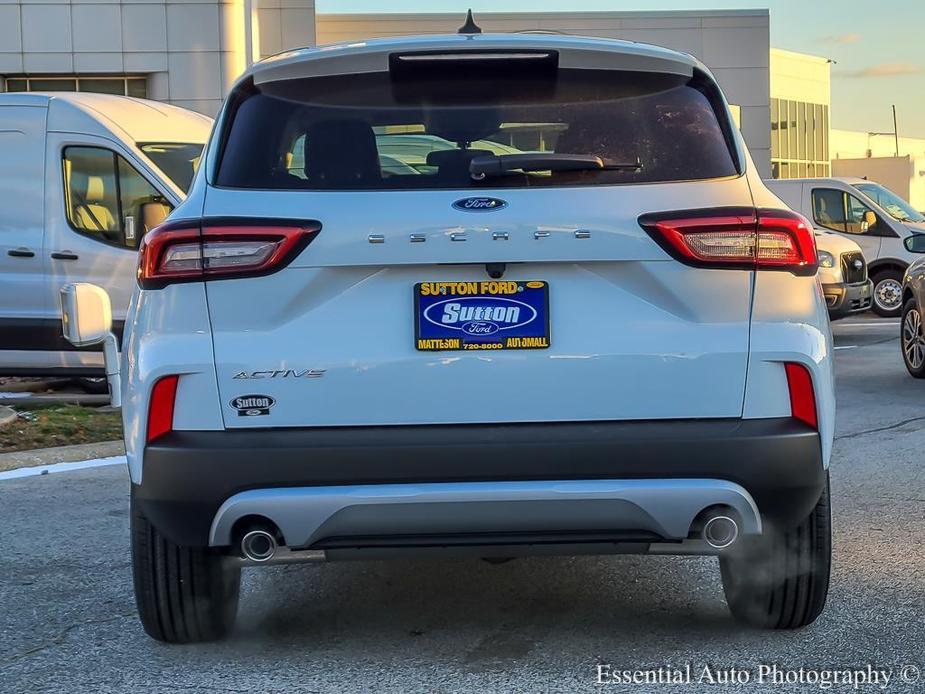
(720, 474, 831, 629)
(131, 497, 240, 643)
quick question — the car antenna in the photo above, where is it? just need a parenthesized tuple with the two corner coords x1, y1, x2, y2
(458, 9, 482, 34)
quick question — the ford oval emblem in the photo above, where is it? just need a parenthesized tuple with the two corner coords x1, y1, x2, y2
(461, 320, 501, 336)
(452, 197, 508, 212)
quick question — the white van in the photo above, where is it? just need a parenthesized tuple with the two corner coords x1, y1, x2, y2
(767, 177, 925, 316)
(0, 93, 211, 381)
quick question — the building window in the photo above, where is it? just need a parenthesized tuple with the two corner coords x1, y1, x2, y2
(3, 76, 147, 98)
(770, 97, 830, 179)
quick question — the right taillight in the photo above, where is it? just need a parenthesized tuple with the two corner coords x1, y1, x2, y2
(639, 207, 817, 276)
(138, 218, 321, 289)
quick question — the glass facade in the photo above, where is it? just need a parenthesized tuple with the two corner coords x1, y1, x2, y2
(770, 97, 830, 179)
(3, 75, 147, 98)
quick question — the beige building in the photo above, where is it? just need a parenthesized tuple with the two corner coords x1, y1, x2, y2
(767, 48, 925, 208)
(0, 0, 317, 117)
(769, 48, 832, 179)
(831, 129, 925, 210)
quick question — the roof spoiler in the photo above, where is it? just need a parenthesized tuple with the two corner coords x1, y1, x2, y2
(251, 37, 695, 86)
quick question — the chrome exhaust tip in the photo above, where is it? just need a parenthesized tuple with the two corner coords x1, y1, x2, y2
(240, 529, 278, 562)
(702, 515, 739, 550)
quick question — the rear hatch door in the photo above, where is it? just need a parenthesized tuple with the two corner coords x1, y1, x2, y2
(203, 45, 755, 428)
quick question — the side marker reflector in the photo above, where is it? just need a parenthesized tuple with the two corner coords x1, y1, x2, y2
(147, 375, 179, 443)
(785, 362, 817, 429)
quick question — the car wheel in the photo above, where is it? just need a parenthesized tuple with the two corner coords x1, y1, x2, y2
(871, 270, 904, 317)
(77, 377, 109, 394)
(131, 495, 240, 643)
(719, 474, 831, 629)
(901, 299, 925, 378)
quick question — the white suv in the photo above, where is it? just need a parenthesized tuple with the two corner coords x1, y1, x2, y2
(64, 31, 834, 642)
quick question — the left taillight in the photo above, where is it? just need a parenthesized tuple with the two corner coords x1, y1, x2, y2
(138, 218, 321, 289)
(638, 207, 817, 276)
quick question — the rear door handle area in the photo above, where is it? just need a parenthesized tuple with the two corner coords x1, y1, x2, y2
(7, 247, 36, 258)
(51, 251, 79, 260)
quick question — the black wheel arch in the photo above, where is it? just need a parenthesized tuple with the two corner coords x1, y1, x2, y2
(868, 259, 908, 279)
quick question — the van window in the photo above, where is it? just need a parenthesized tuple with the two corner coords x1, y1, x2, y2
(63, 147, 173, 249)
(854, 182, 925, 224)
(811, 188, 885, 236)
(138, 142, 204, 193)
(216, 69, 738, 190)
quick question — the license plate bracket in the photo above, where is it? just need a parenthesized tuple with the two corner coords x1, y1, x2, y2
(414, 281, 550, 351)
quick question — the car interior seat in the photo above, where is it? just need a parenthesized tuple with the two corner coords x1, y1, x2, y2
(302, 119, 382, 189)
(70, 173, 119, 239)
(815, 196, 834, 226)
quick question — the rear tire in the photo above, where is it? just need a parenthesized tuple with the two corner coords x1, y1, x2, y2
(131, 497, 240, 643)
(77, 377, 109, 394)
(901, 298, 925, 378)
(871, 270, 904, 317)
(719, 474, 831, 629)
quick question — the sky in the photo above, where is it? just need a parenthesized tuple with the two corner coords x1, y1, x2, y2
(317, 1, 925, 139)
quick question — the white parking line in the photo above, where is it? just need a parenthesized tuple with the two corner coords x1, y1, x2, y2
(838, 321, 899, 328)
(834, 345, 857, 350)
(0, 455, 125, 481)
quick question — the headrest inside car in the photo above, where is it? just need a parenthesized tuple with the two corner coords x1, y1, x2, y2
(86, 176, 106, 202)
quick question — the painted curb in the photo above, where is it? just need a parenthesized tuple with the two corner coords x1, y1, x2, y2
(0, 393, 112, 407)
(0, 455, 125, 481)
(0, 439, 125, 473)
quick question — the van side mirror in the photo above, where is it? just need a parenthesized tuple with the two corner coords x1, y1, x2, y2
(904, 234, 925, 254)
(60, 283, 121, 407)
(60, 283, 112, 346)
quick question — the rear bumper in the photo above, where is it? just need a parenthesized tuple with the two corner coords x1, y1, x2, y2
(210, 479, 763, 550)
(136, 418, 825, 548)
(823, 280, 872, 319)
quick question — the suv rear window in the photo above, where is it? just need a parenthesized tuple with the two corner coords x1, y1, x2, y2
(216, 68, 738, 190)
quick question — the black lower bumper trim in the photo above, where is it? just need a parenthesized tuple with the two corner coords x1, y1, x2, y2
(137, 418, 825, 547)
(824, 280, 872, 319)
(314, 529, 663, 550)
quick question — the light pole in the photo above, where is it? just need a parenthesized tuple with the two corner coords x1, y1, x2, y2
(244, 0, 260, 68)
(868, 106, 900, 157)
(892, 104, 900, 157)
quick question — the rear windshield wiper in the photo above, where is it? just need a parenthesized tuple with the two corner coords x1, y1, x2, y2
(470, 153, 642, 180)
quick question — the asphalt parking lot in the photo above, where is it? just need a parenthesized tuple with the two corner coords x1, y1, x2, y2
(2, 315, 924, 694)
